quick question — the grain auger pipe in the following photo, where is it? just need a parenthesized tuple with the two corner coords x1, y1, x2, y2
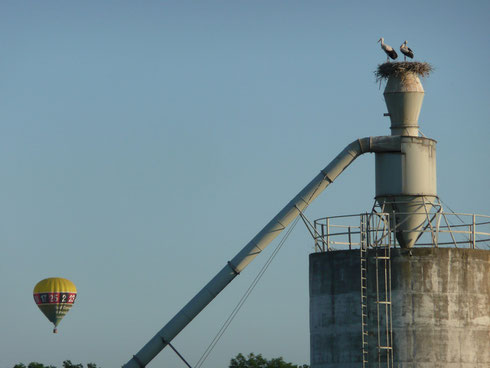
(123, 135, 402, 368)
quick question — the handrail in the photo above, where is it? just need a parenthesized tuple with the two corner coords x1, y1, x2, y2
(314, 212, 490, 251)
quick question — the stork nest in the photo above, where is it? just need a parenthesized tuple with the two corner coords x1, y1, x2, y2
(375, 62, 433, 83)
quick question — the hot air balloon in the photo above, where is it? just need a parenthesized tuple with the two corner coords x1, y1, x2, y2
(33, 277, 77, 333)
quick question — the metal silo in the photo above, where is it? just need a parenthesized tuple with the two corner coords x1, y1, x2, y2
(309, 65, 490, 367)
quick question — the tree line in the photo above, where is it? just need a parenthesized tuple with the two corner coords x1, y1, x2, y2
(13, 353, 309, 368)
(13, 362, 98, 368)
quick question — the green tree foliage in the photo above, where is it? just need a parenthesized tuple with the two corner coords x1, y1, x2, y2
(62, 361, 83, 368)
(229, 353, 309, 368)
(12, 363, 97, 368)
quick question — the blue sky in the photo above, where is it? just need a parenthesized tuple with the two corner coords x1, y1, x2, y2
(1, 1, 489, 367)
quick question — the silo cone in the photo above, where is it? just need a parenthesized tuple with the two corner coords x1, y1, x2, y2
(384, 72, 424, 136)
(376, 72, 436, 248)
(377, 196, 435, 249)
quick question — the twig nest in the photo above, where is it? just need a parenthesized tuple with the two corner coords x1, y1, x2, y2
(375, 62, 433, 84)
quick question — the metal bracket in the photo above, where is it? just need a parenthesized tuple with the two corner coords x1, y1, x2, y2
(160, 335, 193, 368)
(131, 355, 144, 368)
(320, 169, 333, 184)
(227, 261, 240, 275)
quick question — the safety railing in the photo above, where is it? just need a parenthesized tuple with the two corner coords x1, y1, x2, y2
(313, 212, 490, 252)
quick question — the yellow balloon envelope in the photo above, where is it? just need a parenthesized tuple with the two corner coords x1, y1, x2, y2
(33, 277, 77, 333)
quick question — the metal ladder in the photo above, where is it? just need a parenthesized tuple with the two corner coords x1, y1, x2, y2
(374, 233, 394, 367)
(360, 215, 369, 368)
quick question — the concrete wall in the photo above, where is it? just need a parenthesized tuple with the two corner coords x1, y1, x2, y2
(309, 248, 490, 367)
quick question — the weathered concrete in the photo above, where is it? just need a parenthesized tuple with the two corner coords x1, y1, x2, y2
(309, 248, 490, 367)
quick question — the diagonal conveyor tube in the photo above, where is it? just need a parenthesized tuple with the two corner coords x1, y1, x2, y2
(123, 135, 402, 368)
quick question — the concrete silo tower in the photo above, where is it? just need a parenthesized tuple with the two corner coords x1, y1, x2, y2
(309, 64, 490, 367)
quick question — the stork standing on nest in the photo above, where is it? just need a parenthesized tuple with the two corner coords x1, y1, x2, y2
(400, 40, 414, 61)
(378, 37, 398, 62)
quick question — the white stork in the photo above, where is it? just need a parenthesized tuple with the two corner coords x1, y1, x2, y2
(400, 40, 414, 61)
(378, 37, 398, 62)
